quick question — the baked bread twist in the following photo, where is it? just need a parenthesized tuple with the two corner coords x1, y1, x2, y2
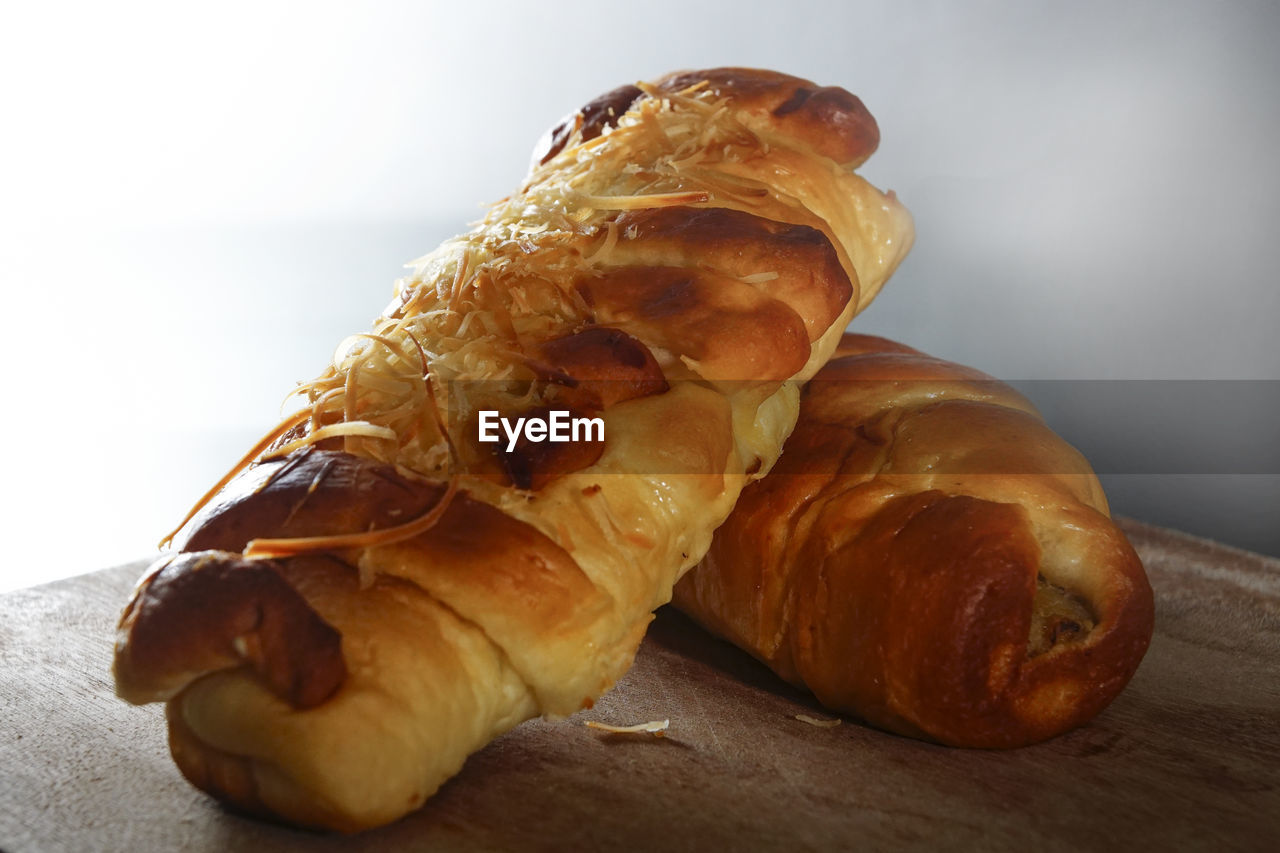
(112, 70, 913, 830)
(674, 334, 1154, 747)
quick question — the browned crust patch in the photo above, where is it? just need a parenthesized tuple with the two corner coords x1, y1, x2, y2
(577, 265, 810, 383)
(115, 551, 346, 709)
(534, 67, 879, 169)
(655, 67, 879, 167)
(605, 207, 853, 342)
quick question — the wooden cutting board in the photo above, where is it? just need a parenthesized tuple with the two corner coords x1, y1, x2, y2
(1, 519, 1277, 852)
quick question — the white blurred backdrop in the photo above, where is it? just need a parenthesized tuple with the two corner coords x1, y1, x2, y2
(1, 0, 1277, 591)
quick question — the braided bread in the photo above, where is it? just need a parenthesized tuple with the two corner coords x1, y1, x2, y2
(674, 333, 1154, 747)
(112, 70, 913, 830)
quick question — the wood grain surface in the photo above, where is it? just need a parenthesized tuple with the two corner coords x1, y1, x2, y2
(1, 519, 1277, 852)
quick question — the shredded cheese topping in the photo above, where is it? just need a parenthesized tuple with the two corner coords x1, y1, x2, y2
(163, 77, 905, 552)
(286, 84, 818, 479)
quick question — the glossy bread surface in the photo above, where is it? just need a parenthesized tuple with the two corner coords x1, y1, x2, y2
(113, 70, 914, 829)
(675, 334, 1154, 747)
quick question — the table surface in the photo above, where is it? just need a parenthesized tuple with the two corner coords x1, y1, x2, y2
(2, 519, 1278, 852)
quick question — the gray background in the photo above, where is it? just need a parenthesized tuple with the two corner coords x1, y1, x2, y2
(1, 0, 1276, 590)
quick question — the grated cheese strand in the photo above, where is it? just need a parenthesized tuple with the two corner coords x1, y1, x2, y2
(242, 475, 461, 558)
(585, 719, 670, 737)
(582, 190, 711, 210)
(262, 421, 399, 462)
(156, 409, 310, 549)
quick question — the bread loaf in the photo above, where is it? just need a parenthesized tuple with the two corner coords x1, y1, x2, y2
(674, 334, 1154, 747)
(113, 70, 914, 830)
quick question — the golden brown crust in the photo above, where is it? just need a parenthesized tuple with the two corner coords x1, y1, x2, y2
(576, 265, 811, 383)
(535, 326, 669, 409)
(180, 448, 451, 553)
(360, 485, 617, 703)
(123, 448, 611, 714)
(114, 552, 346, 709)
(801, 347, 1040, 426)
(604, 207, 853, 342)
(675, 333, 1155, 748)
(654, 68, 880, 167)
(533, 84, 644, 166)
(179, 451, 603, 637)
(165, 555, 538, 832)
(832, 332, 920, 358)
(533, 68, 878, 170)
(791, 492, 1152, 747)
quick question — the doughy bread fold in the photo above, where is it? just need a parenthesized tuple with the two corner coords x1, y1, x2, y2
(112, 69, 913, 830)
(674, 334, 1154, 748)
